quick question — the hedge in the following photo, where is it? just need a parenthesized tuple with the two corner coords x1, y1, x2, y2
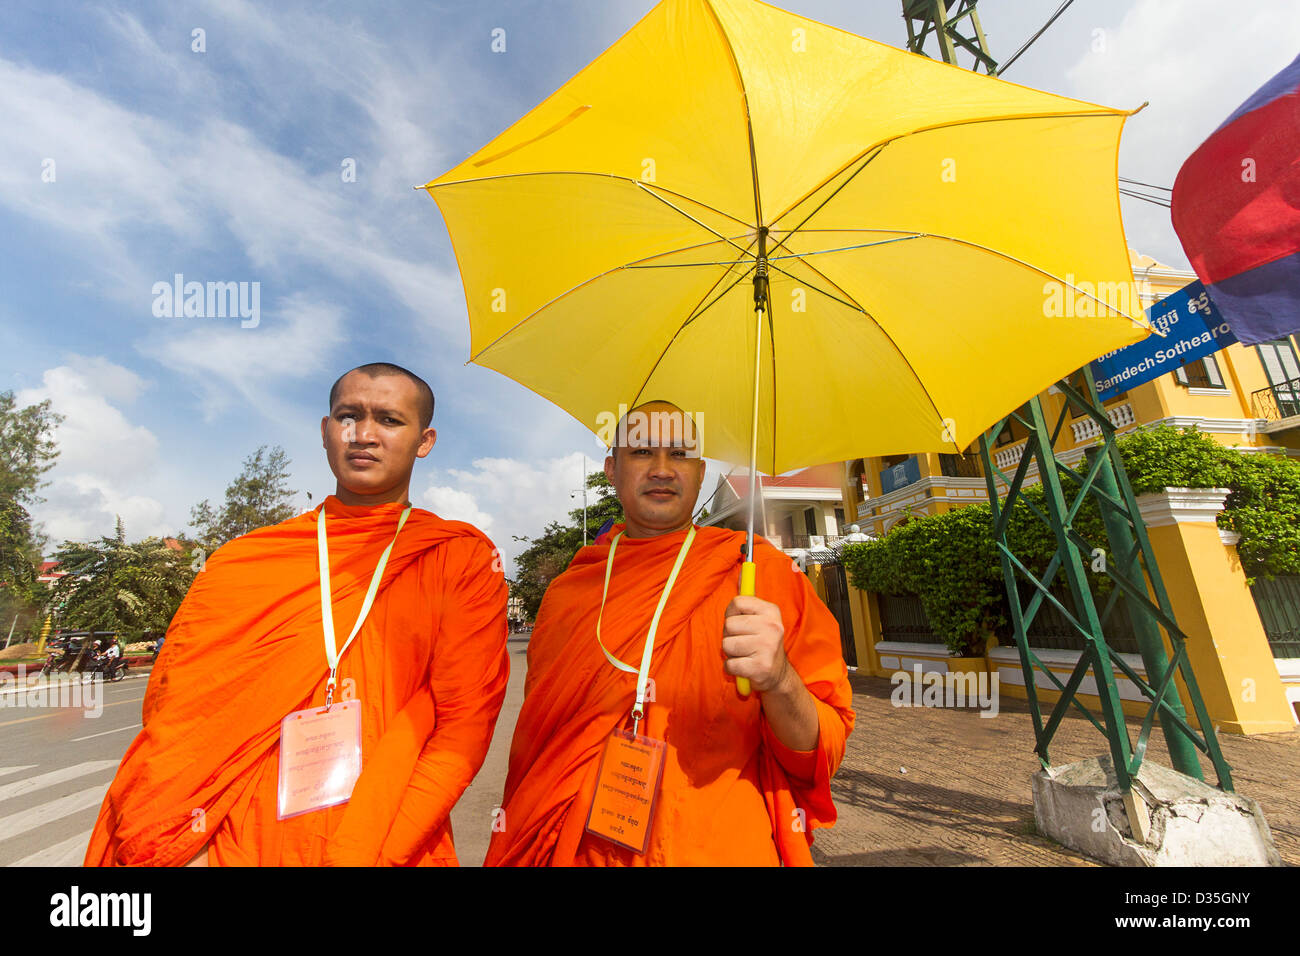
(842, 425, 1300, 656)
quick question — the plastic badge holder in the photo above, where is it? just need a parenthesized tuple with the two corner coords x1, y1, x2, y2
(277, 699, 363, 820)
(584, 727, 667, 854)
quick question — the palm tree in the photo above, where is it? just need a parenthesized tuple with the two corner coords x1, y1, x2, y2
(50, 518, 196, 642)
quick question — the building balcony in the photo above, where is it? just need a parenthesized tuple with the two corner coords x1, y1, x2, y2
(1070, 402, 1136, 443)
(1252, 378, 1300, 435)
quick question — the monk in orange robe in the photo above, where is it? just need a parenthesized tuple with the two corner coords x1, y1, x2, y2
(485, 401, 854, 866)
(85, 363, 508, 866)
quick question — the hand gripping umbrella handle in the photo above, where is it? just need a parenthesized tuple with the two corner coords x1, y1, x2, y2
(736, 562, 756, 697)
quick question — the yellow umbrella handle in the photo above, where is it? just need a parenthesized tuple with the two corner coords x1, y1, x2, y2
(736, 562, 755, 697)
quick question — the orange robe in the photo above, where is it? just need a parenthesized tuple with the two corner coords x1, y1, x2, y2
(484, 525, 854, 866)
(84, 496, 508, 867)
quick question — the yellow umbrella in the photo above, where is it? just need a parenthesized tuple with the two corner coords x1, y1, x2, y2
(422, 0, 1151, 691)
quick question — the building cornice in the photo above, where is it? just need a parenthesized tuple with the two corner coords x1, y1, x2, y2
(1135, 487, 1230, 527)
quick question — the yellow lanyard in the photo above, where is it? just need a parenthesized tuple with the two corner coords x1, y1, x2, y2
(596, 525, 696, 735)
(317, 503, 412, 709)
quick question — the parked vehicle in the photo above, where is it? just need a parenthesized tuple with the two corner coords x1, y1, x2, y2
(39, 634, 87, 676)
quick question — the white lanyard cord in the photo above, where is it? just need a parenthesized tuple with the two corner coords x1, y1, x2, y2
(317, 503, 412, 709)
(595, 525, 696, 735)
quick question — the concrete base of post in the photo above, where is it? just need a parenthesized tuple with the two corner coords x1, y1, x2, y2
(1031, 754, 1282, 866)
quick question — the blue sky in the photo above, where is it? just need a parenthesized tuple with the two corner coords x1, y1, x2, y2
(4, 0, 1298, 570)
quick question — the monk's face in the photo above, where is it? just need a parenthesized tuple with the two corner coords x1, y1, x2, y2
(604, 403, 705, 538)
(321, 372, 436, 503)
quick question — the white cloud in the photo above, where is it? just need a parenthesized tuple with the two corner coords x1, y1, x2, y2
(16, 358, 170, 546)
(1065, 0, 1300, 268)
(0, 38, 467, 344)
(419, 485, 495, 534)
(418, 452, 726, 574)
(17, 359, 157, 482)
(137, 292, 345, 422)
(418, 452, 605, 572)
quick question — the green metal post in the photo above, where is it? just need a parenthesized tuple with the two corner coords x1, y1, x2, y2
(1085, 445, 1203, 780)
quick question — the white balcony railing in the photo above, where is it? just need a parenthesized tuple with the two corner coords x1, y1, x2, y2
(994, 443, 1026, 471)
(1070, 402, 1135, 444)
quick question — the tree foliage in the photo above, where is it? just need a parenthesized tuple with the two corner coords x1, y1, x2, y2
(190, 445, 298, 549)
(1116, 423, 1300, 579)
(511, 471, 623, 620)
(50, 519, 197, 641)
(843, 424, 1296, 654)
(0, 392, 62, 641)
(0, 391, 62, 508)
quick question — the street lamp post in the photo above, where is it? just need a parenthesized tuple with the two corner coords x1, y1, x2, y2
(571, 456, 589, 546)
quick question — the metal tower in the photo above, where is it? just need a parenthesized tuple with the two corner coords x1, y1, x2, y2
(903, 0, 998, 74)
(899, 1, 1233, 799)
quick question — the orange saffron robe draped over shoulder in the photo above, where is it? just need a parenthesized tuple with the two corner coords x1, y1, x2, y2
(84, 496, 509, 867)
(484, 525, 854, 867)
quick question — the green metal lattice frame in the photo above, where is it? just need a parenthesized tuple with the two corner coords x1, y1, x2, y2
(902, 0, 1232, 795)
(902, 0, 999, 75)
(976, 367, 1233, 792)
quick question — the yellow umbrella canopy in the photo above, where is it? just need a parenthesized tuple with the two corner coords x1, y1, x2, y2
(423, 0, 1150, 475)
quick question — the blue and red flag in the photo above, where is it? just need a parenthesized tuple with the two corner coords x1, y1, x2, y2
(1172, 52, 1300, 345)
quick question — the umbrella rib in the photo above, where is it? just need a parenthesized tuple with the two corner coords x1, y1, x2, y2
(757, 244, 955, 458)
(699, 0, 765, 228)
(624, 235, 923, 269)
(765, 145, 890, 264)
(789, 229, 1149, 327)
(762, 258, 870, 316)
(425, 170, 753, 231)
(633, 182, 757, 261)
(627, 264, 759, 411)
(766, 235, 924, 262)
(468, 238, 761, 363)
(766, 108, 1127, 233)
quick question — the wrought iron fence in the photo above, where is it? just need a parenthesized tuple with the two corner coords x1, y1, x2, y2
(874, 584, 1141, 654)
(1249, 574, 1300, 659)
(1251, 376, 1300, 421)
(877, 592, 944, 645)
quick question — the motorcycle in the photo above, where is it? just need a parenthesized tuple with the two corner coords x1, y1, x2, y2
(84, 653, 129, 683)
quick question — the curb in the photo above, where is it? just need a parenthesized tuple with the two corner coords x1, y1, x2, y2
(0, 656, 154, 677)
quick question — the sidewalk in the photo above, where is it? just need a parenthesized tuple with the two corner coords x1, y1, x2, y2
(811, 673, 1300, 866)
(452, 646, 1300, 866)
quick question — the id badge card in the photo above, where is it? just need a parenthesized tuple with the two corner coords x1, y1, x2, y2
(277, 699, 363, 820)
(584, 728, 667, 854)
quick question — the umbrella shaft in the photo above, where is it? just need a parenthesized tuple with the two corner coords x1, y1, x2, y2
(745, 296, 765, 563)
(745, 230, 770, 563)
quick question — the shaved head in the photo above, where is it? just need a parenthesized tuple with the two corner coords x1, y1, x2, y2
(329, 363, 434, 428)
(610, 400, 700, 457)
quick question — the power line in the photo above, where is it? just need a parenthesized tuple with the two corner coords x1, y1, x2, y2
(1118, 187, 1172, 209)
(996, 0, 1079, 76)
(1119, 176, 1173, 193)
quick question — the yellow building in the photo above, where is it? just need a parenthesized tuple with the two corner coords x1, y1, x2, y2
(836, 250, 1300, 734)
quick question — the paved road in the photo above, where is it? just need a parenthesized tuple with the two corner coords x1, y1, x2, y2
(0, 670, 149, 867)
(448, 633, 529, 866)
(0, 634, 530, 869)
(6, 649, 1296, 868)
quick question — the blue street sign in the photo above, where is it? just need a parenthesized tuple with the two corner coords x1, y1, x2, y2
(1091, 280, 1238, 400)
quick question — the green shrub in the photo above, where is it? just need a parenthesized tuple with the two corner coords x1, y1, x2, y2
(843, 505, 1003, 657)
(845, 424, 1300, 652)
